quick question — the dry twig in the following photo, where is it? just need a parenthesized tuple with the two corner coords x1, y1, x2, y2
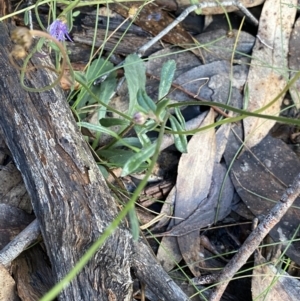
(209, 172, 300, 301)
(137, 1, 258, 56)
(0, 219, 40, 267)
(95, 1, 258, 85)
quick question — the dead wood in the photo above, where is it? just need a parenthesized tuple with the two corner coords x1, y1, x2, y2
(0, 21, 188, 301)
(0, 219, 40, 267)
(209, 171, 300, 301)
(11, 244, 55, 301)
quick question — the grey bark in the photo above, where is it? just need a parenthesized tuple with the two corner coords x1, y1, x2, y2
(0, 21, 188, 301)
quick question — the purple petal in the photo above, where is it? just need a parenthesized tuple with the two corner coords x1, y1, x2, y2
(48, 19, 72, 42)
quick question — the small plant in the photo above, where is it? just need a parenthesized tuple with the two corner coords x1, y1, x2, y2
(8, 0, 85, 92)
(75, 54, 188, 177)
(7, 2, 300, 301)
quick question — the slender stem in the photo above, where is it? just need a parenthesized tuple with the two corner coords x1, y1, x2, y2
(19, 30, 70, 92)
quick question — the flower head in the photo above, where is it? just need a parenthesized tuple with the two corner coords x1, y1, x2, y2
(48, 19, 72, 42)
(133, 112, 147, 125)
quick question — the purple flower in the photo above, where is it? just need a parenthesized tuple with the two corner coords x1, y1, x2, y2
(48, 19, 72, 42)
(133, 112, 147, 125)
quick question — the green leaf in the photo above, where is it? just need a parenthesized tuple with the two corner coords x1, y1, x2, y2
(144, 119, 159, 132)
(124, 54, 146, 115)
(137, 89, 157, 112)
(169, 116, 188, 153)
(112, 137, 142, 148)
(121, 143, 156, 176)
(98, 165, 109, 179)
(135, 119, 157, 139)
(87, 58, 114, 83)
(158, 60, 176, 100)
(75, 58, 116, 111)
(136, 130, 152, 148)
(36, 37, 46, 52)
(155, 98, 169, 121)
(174, 107, 186, 128)
(128, 208, 139, 241)
(78, 122, 138, 151)
(24, 11, 29, 26)
(243, 82, 249, 111)
(48, 41, 61, 52)
(74, 71, 88, 85)
(190, 0, 202, 14)
(99, 149, 147, 169)
(97, 76, 117, 120)
(66, 11, 73, 31)
(72, 10, 80, 17)
(100, 118, 130, 127)
(134, 119, 158, 147)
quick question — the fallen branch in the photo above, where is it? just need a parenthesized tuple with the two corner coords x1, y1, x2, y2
(138, 0, 258, 56)
(0, 21, 188, 301)
(0, 219, 40, 267)
(208, 172, 300, 301)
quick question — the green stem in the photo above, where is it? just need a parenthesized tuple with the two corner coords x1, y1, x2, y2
(73, 76, 132, 121)
(0, 0, 144, 22)
(59, 0, 81, 16)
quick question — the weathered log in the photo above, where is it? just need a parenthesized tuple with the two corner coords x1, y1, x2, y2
(11, 244, 55, 301)
(0, 21, 188, 301)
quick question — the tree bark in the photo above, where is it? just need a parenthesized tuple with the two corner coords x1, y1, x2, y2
(0, 21, 188, 301)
